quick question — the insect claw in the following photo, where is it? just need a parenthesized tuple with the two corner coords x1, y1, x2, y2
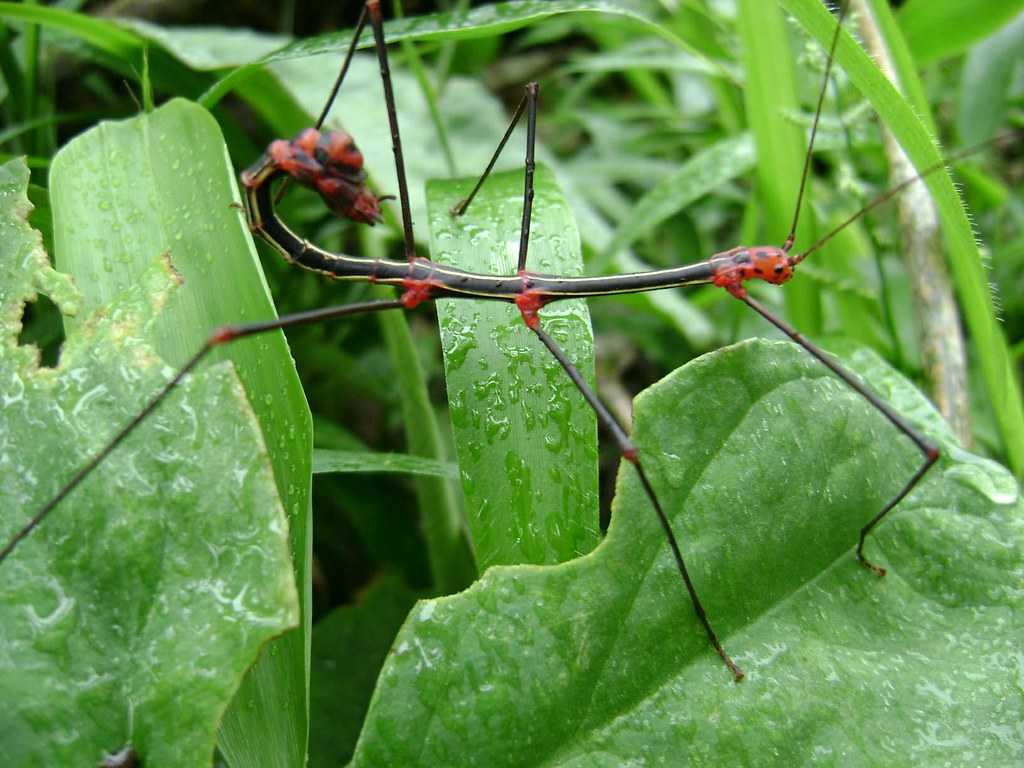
(858, 554, 888, 578)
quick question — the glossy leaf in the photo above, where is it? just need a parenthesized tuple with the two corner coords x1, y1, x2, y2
(429, 167, 600, 569)
(43, 100, 309, 767)
(0, 158, 299, 765)
(349, 337, 1022, 766)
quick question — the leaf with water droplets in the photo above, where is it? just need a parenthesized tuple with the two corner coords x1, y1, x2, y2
(352, 167, 1023, 767)
(428, 167, 600, 570)
(0, 119, 299, 765)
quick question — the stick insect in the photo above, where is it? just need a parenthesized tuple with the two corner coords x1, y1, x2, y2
(0, 0, 1020, 765)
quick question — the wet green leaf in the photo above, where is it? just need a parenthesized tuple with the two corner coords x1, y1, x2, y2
(0, 157, 299, 765)
(350, 336, 1023, 766)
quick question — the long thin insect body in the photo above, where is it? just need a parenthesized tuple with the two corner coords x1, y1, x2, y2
(234, 0, 941, 679)
(246, 148, 718, 298)
(237, 103, 933, 682)
(242, 91, 832, 682)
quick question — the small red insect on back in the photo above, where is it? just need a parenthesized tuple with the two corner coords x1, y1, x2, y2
(266, 128, 386, 225)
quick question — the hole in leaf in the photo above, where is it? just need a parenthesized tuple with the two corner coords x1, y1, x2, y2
(17, 293, 65, 368)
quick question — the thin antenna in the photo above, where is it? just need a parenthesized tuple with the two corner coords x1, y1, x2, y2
(784, 1, 849, 252)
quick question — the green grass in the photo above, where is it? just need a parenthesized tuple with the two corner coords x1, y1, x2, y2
(0, 1, 1022, 766)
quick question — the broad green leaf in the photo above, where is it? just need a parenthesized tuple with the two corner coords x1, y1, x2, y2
(5, 1, 1022, 764)
(349, 336, 1022, 766)
(0, 159, 298, 764)
(428, 167, 600, 569)
(898, 0, 1024, 65)
(47, 101, 310, 766)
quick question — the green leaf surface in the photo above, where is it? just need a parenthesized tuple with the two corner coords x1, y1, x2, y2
(264, 2, 686, 65)
(898, 0, 1024, 65)
(12, 100, 311, 767)
(0, 157, 299, 764)
(428, 167, 600, 570)
(349, 334, 1022, 766)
